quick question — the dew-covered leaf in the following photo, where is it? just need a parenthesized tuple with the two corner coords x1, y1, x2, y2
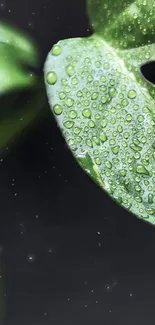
(87, 0, 155, 100)
(44, 35, 155, 225)
(44, 0, 155, 225)
(87, 0, 155, 50)
(0, 22, 39, 95)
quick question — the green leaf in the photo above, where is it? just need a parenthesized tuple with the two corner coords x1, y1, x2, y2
(0, 22, 39, 95)
(87, 0, 155, 99)
(44, 35, 155, 225)
(44, 1, 155, 225)
(87, 0, 155, 49)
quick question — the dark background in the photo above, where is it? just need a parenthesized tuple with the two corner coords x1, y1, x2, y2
(0, 0, 155, 324)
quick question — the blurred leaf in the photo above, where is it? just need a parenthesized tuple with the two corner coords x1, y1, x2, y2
(0, 23, 50, 157)
(0, 22, 39, 95)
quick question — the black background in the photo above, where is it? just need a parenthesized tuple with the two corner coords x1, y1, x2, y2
(1, 0, 155, 324)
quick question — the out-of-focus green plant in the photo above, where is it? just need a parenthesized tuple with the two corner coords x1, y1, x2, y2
(0, 22, 49, 156)
(0, 22, 38, 94)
